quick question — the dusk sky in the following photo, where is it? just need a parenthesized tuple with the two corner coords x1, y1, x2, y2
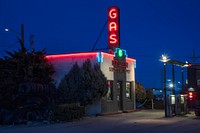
(0, 0, 200, 88)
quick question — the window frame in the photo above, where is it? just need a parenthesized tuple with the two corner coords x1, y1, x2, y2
(126, 82, 131, 99)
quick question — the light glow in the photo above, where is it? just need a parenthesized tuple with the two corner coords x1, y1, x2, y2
(97, 52, 104, 63)
(5, 28, 9, 32)
(160, 54, 169, 63)
(114, 48, 128, 58)
(169, 83, 173, 88)
(46, 52, 98, 59)
(189, 92, 193, 99)
(118, 49, 123, 57)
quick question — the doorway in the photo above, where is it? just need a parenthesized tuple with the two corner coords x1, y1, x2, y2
(117, 81, 123, 111)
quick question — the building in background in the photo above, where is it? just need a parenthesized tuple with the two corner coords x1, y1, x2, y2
(187, 64, 200, 91)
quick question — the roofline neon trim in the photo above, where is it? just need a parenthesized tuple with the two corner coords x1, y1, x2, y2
(46, 51, 135, 62)
(126, 58, 135, 62)
(46, 52, 98, 59)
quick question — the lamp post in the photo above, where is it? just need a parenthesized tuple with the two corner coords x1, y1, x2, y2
(181, 61, 189, 92)
(160, 54, 169, 117)
(5, 24, 25, 51)
(160, 56, 189, 117)
(172, 64, 175, 94)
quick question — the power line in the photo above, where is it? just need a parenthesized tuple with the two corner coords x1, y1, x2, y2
(91, 20, 107, 51)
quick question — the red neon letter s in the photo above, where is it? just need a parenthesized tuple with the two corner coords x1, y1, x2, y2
(109, 34, 117, 44)
(109, 8, 117, 19)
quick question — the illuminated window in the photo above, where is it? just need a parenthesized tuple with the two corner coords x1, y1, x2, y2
(107, 81, 113, 100)
(126, 82, 131, 99)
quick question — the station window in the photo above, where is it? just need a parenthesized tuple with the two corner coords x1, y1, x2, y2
(126, 82, 131, 99)
(107, 81, 113, 100)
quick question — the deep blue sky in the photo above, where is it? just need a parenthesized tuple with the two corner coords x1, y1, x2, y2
(1, 0, 200, 88)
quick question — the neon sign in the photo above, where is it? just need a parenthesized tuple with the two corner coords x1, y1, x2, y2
(112, 60, 128, 68)
(114, 48, 128, 58)
(108, 6, 120, 49)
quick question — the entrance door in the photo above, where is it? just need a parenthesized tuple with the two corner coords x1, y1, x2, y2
(117, 81, 123, 111)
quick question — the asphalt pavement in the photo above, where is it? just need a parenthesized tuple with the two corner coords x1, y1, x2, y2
(0, 110, 200, 133)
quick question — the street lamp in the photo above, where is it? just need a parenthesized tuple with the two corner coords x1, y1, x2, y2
(4, 24, 25, 49)
(160, 54, 169, 63)
(181, 61, 189, 92)
(160, 54, 169, 117)
(160, 56, 190, 117)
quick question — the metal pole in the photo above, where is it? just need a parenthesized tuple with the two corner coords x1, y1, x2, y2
(164, 63, 167, 117)
(172, 64, 175, 94)
(181, 67, 184, 92)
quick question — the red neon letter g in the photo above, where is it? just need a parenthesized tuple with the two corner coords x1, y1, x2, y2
(109, 8, 117, 19)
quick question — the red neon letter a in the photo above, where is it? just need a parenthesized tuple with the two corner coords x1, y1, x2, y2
(109, 22, 117, 31)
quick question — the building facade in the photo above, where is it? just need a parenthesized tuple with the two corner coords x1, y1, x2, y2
(46, 49, 136, 114)
(188, 64, 200, 91)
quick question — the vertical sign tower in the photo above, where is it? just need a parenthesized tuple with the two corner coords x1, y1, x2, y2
(108, 6, 120, 52)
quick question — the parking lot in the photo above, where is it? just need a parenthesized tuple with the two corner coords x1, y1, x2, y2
(0, 110, 200, 133)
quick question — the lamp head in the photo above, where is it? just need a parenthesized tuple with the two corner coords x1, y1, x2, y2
(5, 28, 10, 32)
(160, 54, 169, 63)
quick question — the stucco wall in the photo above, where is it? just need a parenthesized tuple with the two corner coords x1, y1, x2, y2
(46, 53, 98, 87)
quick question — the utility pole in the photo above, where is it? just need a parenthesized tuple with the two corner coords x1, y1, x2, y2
(164, 63, 167, 117)
(172, 64, 175, 95)
(30, 34, 34, 52)
(19, 24, 26, 52)
(189, 49, 200, 64)
(192, 49, 195, 63)
(181, 67, 184, 91)
(21, 24, 24, 46)
(5, 24, 25, 51)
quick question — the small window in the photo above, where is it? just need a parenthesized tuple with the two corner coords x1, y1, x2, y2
(126, 82, 131, 99)
(107, 81, 113, 100)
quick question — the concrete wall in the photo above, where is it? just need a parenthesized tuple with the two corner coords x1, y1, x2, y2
(46, 52, 98, 87)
